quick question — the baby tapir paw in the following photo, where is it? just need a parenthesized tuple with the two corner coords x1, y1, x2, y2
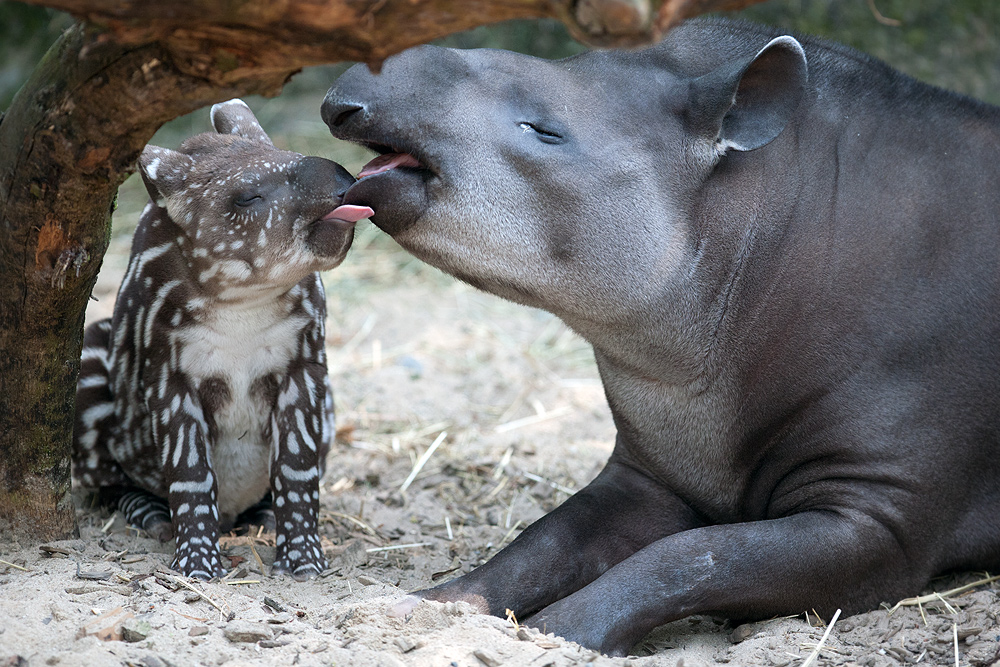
(172, 535, 228, 580)
(272, 533, 326, 580)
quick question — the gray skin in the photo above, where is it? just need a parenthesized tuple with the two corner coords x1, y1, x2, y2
(322, 17, 1000, 656)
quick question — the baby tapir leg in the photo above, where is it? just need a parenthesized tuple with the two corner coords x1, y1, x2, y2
(73, 319, 132, 490)
(149, 377, 226, 579)
(110, 487, 173, 541)
(267, 357, 329, 579)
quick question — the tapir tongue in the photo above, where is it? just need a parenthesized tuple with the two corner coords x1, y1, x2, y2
(358, 153, 421, 179)
(321, 204, 374, 223)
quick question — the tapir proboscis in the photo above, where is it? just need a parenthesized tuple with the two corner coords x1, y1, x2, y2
(321, 18, 1000, 656)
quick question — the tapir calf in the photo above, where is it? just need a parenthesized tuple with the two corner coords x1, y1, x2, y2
(322, 18, 1000, 655)
(74, 100, 372, 580)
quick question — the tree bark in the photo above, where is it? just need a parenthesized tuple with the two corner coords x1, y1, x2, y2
(0, 0, 766, 543)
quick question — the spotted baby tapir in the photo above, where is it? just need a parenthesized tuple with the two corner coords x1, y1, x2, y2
(73, 99, 373, 580)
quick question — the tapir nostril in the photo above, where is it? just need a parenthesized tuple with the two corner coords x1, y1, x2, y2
(330, 105, 364, 128)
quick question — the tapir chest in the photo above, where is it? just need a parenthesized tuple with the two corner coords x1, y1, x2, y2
(174, 310, 309, 521)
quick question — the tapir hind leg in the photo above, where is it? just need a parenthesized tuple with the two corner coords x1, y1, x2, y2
(527, 509, 925, 656)
(394, 454, 705, 619)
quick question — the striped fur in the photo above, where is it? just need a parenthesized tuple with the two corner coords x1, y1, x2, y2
(73, 99, 357, 580)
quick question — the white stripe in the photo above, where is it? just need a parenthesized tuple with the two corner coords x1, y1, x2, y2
(281, 464, 317, 482)
(143, 280, 182, 349)
(77, 375, 107, 389)
(81, 402, 114, 428)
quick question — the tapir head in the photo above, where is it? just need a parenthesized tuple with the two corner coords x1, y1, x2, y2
(139, 99, 370, 300)
(322, 22, 807, 323)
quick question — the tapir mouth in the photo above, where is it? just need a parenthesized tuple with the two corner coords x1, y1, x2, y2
(357, 152, 422, 179)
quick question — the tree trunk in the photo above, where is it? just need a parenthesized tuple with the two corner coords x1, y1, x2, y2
(0, 25, 287, 542)
(0, 0, 766, 543)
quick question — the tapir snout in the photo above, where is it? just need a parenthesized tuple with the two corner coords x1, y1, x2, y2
(323, 18, 1000, 656)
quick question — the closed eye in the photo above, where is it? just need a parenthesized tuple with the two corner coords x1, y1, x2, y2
(518, 122, 565, 145)
(234, 193, 263, 207)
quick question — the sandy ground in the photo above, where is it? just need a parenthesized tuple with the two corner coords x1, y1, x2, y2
(3, 217, 1000, 666)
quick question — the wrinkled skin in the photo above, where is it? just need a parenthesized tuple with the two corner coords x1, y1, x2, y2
(322, 18, 1000, 656)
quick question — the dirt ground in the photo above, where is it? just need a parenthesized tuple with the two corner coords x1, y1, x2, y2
(3, 101, 1000, 666)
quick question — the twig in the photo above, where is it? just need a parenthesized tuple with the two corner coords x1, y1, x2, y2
(366, 542, 430, 553)
(0, 559, 28, 571)
(172, 576, 233, 621)
(494, 406, 572, 434)
(399, 431, 447, 494)
(523, 471, 575, 496)
(800, 608, 840, 667)
(223, 579, 261, 585)
(887, 574, 1000, 614)
(953, 623, 959, 667)
(445, 515, 453, 541)
(322, 511, 378, 536)
(249, 541, 267, 577)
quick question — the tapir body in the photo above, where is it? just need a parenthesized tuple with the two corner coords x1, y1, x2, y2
(323, 18, 1000, 655)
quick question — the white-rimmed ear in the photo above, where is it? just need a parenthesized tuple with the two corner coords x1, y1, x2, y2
(209, 98, 274, 146)
(687, 35, 808, 153)
(139, 145, 195, 206)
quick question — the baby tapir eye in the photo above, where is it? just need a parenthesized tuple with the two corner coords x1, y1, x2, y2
(234, 192, 264, 207)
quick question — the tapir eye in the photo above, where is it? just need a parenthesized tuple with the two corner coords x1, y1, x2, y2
(518, 122, 566, 145)
(234, 193, 263, 207)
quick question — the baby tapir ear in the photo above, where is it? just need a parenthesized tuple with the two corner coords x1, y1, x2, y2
(139, 145, 195, 206)
(209, 98, 274, 146)
(688, 35, 807, 153)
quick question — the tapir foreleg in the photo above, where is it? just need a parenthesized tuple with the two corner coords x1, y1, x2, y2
(395, 453, 704, 619)
(527, 509, 922, 656)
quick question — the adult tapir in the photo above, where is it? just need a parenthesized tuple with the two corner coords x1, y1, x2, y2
(322, 17, 1000, 656)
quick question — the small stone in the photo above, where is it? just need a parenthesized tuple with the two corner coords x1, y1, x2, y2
(258, 639, 291, 648)
(189, 626, 209, 637)
(223, 621, 273, 643)
(394, 636, 419, 653)
(473, 648, 501, 667)
(121, 618, 152, 643)
(266, 612, 293, 624)
(356, 575, 380, 586)
(183, 591, 201, 603)
(516, 627, 533, 641)
(730, 623, 755, 643)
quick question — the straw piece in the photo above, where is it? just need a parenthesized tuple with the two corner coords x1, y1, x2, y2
(494, 406, 572, 434)
(399, 431, 447, 494)
(800, 608, 840, 667)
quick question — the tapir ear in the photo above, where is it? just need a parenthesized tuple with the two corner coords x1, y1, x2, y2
(139, 145, 195, 206)
(209, 98, 274, 146)
(688, 35, 807, 153)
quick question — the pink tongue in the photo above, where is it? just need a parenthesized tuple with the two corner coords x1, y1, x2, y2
(358, 153, 421, 179)
(322, 204, 374, 223)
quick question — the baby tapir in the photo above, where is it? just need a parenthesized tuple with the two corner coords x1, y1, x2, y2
(323, 18, 1000, 655)
(73, 99, 373, 580)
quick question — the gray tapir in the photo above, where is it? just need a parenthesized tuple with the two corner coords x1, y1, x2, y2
(322, 18, 1000, 656)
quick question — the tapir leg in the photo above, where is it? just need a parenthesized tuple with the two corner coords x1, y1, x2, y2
(528, 509, 923, 656)
(396, 453, 705, 618)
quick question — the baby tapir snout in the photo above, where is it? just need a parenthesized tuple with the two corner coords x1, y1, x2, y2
(139, 105, 372, 300)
